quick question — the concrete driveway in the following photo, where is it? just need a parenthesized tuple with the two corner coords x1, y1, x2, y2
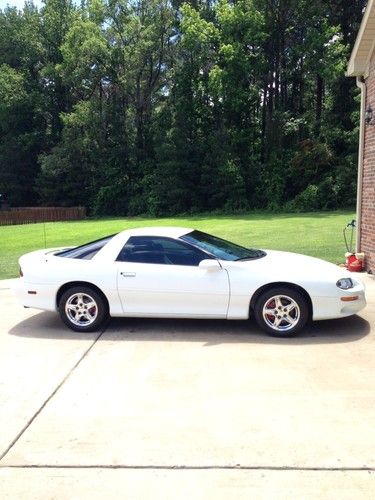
(0, 275, 374, 499)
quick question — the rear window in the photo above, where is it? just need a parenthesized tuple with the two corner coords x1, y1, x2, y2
(55, 234, 117, 260)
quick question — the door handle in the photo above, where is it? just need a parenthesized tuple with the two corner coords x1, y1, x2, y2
(120, 272, 136, 277)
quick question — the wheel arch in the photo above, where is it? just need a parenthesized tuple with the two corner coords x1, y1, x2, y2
(56, 281, 110, 312)
(249, 282, 313, 319)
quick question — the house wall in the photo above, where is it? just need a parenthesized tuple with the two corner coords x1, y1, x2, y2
(362, 50, 375, 272)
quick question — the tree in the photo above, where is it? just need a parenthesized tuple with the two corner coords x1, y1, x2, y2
(0, 5, 44, 206)
(0, 0, 366, 213)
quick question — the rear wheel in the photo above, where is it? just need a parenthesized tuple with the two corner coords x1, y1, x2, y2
(58, 286, 108, 332)
(254, 287, 309, 337)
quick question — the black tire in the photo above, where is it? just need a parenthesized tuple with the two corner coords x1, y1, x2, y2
(254, 286, 309, 337)
(58, 286, 108, 332)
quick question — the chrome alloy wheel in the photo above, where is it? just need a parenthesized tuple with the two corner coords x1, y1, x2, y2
(262, 294, 301, 332)
(65, 292, 98, 327)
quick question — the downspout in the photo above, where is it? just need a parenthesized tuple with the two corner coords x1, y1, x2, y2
(355, 76, 366, 254)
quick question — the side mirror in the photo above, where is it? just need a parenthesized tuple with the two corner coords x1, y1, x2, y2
(199, 259, 221, 271)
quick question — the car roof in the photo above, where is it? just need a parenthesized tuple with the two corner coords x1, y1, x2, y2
(118, 226, 193, 239)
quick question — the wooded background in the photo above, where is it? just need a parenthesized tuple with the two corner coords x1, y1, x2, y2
(0, 0, 366, 215)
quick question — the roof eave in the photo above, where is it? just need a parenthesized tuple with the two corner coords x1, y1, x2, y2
(347, 59, 369, 77)
(347, 0, 375, 77)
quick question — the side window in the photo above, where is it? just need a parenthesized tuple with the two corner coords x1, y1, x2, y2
(116, 236, 209, 266)
(55, 234, 117, 260)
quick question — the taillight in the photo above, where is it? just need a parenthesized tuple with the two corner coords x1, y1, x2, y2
(19, 267, 23, 277)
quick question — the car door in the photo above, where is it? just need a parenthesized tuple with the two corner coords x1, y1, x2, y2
(116, 236, 230, 318)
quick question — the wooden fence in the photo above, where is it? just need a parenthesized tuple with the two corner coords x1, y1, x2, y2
(0, 207, 86, 226)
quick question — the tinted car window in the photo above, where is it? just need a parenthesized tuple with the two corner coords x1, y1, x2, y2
(181, 230, 265, 261)
(55, 234, 117, 260)
(117, 236, 210, 266)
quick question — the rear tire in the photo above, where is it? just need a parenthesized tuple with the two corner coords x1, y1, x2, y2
(58, 286, 108, 332)
(254, 287, 309, 337)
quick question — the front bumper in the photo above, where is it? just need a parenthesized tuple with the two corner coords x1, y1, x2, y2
(312, 283, 366, 321)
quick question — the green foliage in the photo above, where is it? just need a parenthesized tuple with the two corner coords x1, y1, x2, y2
(58, 17, 110, 93)
(0, 7, 44, 205)
(180, 3, 218, 48)
(0, 0, 366, 213)
(0, 64, 27, 107)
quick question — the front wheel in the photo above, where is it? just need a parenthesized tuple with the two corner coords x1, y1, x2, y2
(254, 287, 309, 337)
(58, 286, 108, 332)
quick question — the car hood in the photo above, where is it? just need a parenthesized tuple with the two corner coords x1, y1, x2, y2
(224, 249, 354, 283)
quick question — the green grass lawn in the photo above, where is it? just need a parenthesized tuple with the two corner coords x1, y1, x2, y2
(0, 211, 355, 280)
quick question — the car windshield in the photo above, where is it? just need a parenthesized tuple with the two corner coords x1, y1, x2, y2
(180, 230, 265, 261)
(54, 234, 117, 260)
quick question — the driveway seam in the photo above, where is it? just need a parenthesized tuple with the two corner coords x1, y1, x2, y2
(0, 328, 106, 463)
(0, 465, 374, 472)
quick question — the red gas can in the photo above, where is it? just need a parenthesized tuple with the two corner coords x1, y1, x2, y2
(346, 254, 363, 272)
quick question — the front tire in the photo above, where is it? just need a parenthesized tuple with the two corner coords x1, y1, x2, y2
(254, 287, 309, 337)
(58, 286, 108, 332)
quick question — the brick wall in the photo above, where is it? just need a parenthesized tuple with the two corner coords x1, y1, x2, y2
(362, 51, 375, 272)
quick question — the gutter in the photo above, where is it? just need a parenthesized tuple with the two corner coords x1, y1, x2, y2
(355, 76, 366, 253)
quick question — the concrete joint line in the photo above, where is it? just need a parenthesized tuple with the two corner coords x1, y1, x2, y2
(0, 328, 106, 463)
(0, 465, 374, 472)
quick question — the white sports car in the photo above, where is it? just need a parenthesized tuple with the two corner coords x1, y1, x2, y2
(13, 227, 366, 337)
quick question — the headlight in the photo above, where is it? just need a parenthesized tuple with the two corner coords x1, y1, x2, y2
(336, 278, 353, 290)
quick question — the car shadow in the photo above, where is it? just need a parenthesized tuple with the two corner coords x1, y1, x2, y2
(8, 311, 371, 346)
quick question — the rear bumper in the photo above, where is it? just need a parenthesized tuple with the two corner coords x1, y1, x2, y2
(12, 279, 58, 312)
